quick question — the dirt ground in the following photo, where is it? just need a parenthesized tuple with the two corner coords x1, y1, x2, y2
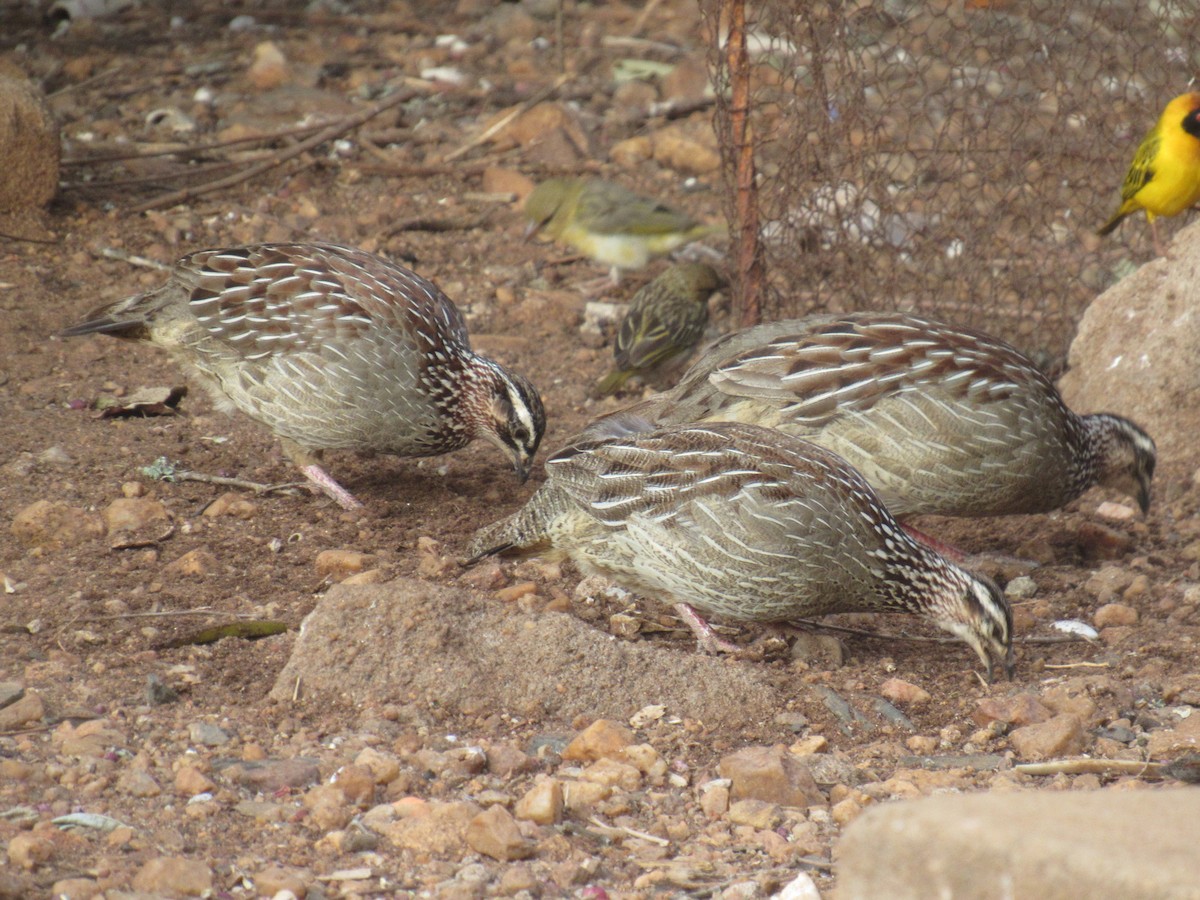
(3, 2, 1200, 899)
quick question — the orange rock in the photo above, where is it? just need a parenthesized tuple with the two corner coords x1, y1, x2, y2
(562, 719, 634, 762)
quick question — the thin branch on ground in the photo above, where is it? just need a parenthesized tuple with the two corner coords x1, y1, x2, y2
(587, 816, 670, 846)
(0, 228, 58, 245)
(62, 120, 330, 167)
(127, 88, 417, 213)
(381, 215, 492, 238)
(1043, 661, 1110, 669)
(48, 64, 124, 98)
(1015, 758, 1162, 778)
(97, 247, 173, 270)
(169, 469, 309, 497)
(443, 73, 570, 163)
(357, 156, 512, 178)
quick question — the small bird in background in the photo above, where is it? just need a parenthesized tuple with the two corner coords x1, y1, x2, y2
(468, 422, 1014, 681)
(523, 177, 723, 286)
(1098, 91, 1200, 256)
(593, 261, 723, 397)
(60, 243, 546, 510)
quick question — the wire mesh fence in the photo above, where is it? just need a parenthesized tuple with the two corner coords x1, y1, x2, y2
(703, 0, 1199, 365)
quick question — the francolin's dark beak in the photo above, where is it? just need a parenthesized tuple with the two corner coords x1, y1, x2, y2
(1137, 480, 1152, 516)
(983, 644, 1016, 685)
(514, 458, 532, 483)
(1003, 645, 1016, 682)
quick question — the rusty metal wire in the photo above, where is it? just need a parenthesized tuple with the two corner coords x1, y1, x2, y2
(704, 0, 1200, 364)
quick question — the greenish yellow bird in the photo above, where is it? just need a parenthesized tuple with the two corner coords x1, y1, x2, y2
(594, 262, 723, 397)
(1098, 91, 1200, 255)
(523, 177, 722, 284)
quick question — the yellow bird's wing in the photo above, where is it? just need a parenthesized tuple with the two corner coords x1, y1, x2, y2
(1119, 124, 1162, 202)
(576, 182, 699, 236)
(1098, 123, 1163, 234)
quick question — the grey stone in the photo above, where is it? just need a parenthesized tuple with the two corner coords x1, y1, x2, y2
(187, 722, 230, 746)
(146, 675, 178, 706)
(838, 788, 1200, 900)
(1004, 575, 1038, 599)
(216, 758, 321, 793)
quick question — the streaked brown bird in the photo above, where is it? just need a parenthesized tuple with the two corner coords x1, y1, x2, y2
(61, 242, 546, 509)
(523, 177, 722, 285)
(578, 312, 1155, 519)
(593, 261, 722, 397)
(470, 422, 1014, 680)
(1098, 91, 1200, 256)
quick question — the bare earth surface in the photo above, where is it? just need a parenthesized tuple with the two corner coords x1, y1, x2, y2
(3, 3, 1200, 899)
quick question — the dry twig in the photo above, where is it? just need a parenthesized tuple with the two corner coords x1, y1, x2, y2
(98, 247, 172, 270)
(1015, 759, 1163, 778)
(174, 470, 308, 497)
(62, 120, 330, 167)
(586, 816, 670, 846)
(127, 88, 417, 213)
(355, 153, 519, 180)
(381, 215, 492, 238)
(1043, 661, 1110, 669)
(443, 73, 570, 163)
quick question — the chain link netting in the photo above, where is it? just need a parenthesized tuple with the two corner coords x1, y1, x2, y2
(703, 0, 1199, 366)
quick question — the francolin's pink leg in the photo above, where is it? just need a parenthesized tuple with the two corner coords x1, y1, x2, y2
(674, 602, 742, 654)
(299, 464, 363, 510)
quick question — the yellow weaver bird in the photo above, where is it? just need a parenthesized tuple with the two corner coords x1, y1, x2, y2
(523, 177, 723, 286)
(593, 261, 723, 397)
(1098, 91, 1200, 256)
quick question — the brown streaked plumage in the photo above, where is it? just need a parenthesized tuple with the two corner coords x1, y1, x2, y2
(593, 261, 722, 397)
(61, 242, 546, 509)
(578, 312, 1156, 519)
(470, 422, 1014, 680)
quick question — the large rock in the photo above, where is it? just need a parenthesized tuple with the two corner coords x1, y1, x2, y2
(838, 788, 1200, 900)
(270, 579, 780, 729)
(0, 63, 59, 240)
(1059, 222, 1200, 465)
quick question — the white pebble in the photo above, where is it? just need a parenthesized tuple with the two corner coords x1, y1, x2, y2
(1052, 619, 1099, 641)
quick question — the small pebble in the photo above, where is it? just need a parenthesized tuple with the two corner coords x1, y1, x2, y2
(1005, 575, 1038, 599)
(188, 722, 231, 746)
(879, 677, 931, 706)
